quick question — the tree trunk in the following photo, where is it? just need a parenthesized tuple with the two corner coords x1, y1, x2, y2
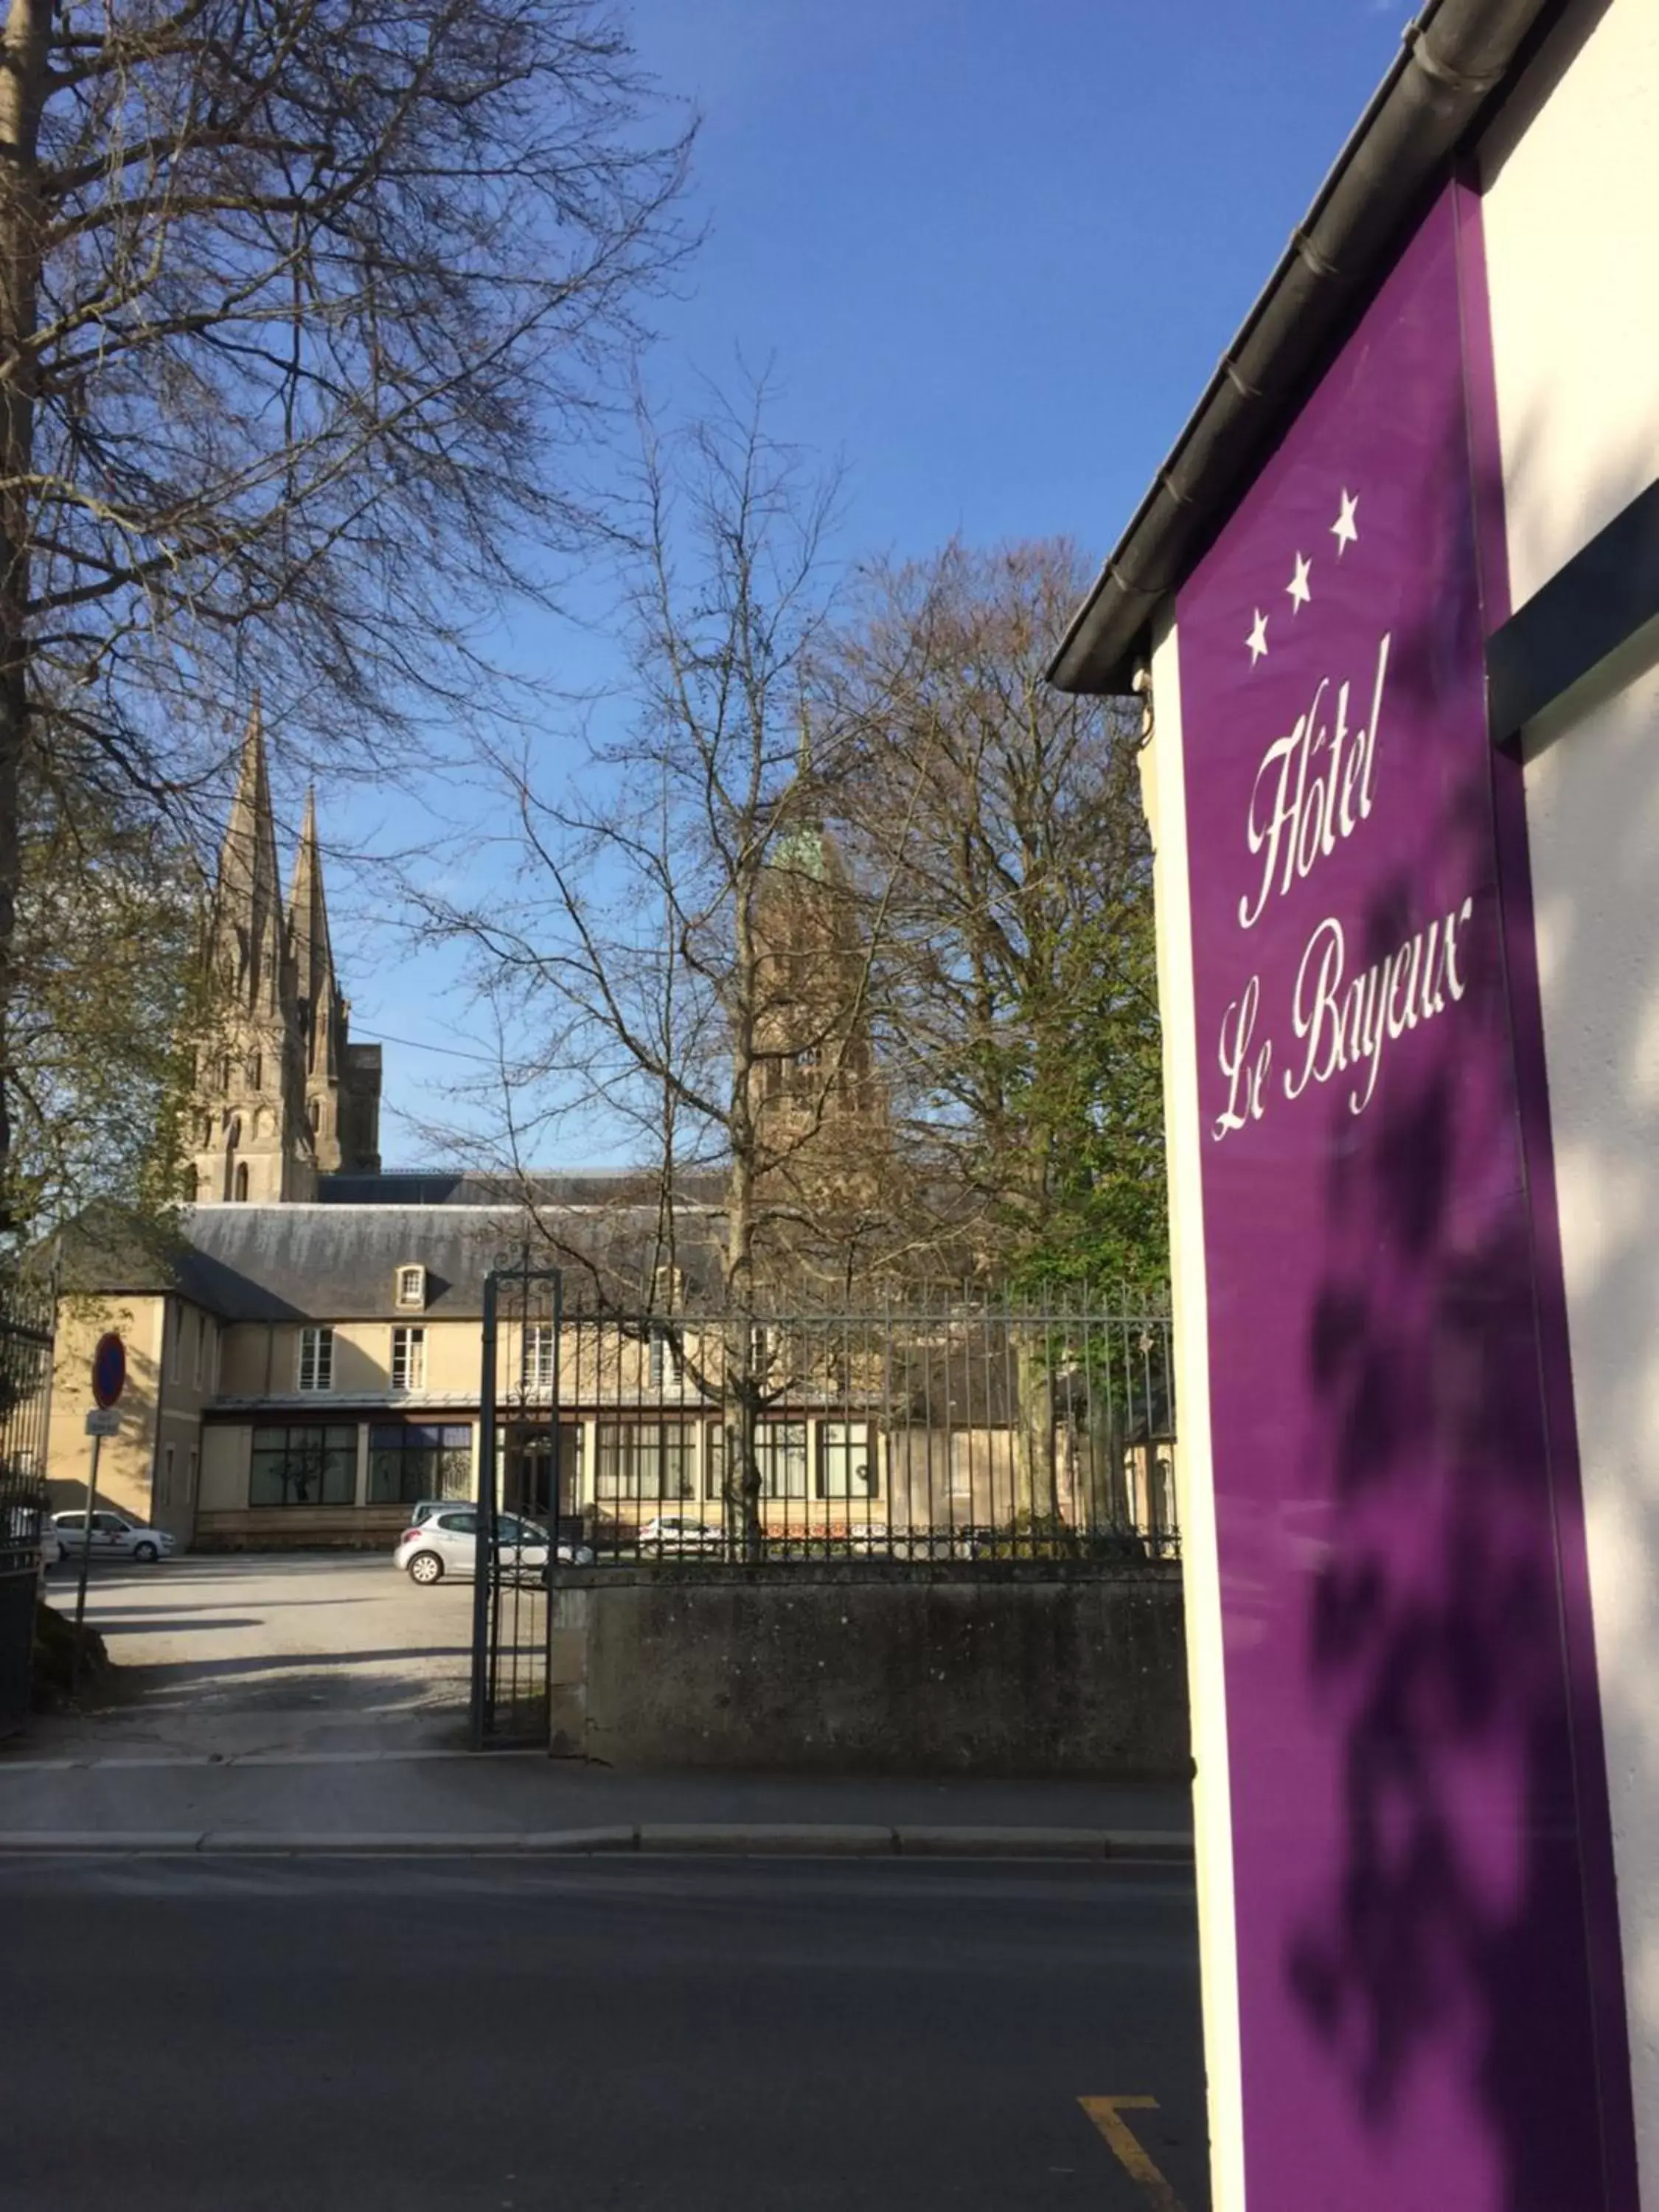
(0, 0, 46, 1226)
(724, 878, 765, 1561)
(1012, 1335, 1054, 1527)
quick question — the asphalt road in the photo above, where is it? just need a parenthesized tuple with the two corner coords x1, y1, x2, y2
(4, 1856, 1208, 2212)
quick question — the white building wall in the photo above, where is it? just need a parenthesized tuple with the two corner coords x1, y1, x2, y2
(1480, 0, 1659, 2187)
(1142, 609, 1246, 2212)
(198, 1425, 250, 1512)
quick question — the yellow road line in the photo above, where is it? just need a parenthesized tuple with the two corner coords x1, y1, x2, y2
(1079, 2096, 1188, 2212)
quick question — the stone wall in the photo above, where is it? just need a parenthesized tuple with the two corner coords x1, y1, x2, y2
(549, 1565, 1189, 1778)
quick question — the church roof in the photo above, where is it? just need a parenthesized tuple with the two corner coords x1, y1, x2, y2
(62, 1194, 728, 1321)
(315, 1169, 726, 1208)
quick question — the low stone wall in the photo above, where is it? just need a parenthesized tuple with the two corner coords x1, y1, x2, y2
(549, 1565, 1189, 1778)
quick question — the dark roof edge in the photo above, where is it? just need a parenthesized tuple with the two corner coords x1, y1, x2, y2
(1046, 0, 1567, 697)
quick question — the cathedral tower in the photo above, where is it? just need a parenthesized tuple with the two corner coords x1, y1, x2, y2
(745, 779, 888, 1275)
(191, 706, 380, 1203)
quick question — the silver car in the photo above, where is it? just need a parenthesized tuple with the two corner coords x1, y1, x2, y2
(52, 1509, 175, 1565)
(394, 1509, 593, 1585)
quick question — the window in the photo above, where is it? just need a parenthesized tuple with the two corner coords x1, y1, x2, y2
(394, 1265, 425, 1311)
(391, 1326, 426, 1391)
(596, 1421, 695, 1500)
(191, 1311, 204, 1388)
(647, 1326, 684, 1394)
(521, 1323, 555, 1391)
(160, 1444, 175, 1505)
(757, 1422, 808, 1499)
(167, 1307, 181, 1385)
(249, 1422, 357, 1506)
(187, 1448, 198, 1501)
(368, 1422, 473, 1505)
(209, 1326, 222, 1394)
(706, 1424, 726, 1500)
(817, 1421, 877, 1500)
(308, 1099, 321, 1134)
(234, 1161, 249, 1202)
(297, 1326, 334, 1393)
(950, 1435, 975, 1505)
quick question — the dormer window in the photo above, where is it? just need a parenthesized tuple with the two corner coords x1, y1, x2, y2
(394, 1264, 426, 1311)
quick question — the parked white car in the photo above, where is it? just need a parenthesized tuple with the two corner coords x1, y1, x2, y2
(4, 1505, 62, 1574)
(636, 1514, 726, 1555)
(52, 1509, 175, 1565)
(394, 1508, 594, 1585)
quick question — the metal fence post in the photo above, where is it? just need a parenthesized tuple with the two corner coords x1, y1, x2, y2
(541, 1270, 563, 1733)
(470, 1269, 499, 1750)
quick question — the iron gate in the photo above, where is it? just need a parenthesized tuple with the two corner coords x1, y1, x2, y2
(0, 1283, 57, 1739)
(469, 1260, 563, 1746)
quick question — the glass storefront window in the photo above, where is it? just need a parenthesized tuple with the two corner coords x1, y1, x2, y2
(368, 1422, 473, 1505)
(248, 1422, 358, 1507)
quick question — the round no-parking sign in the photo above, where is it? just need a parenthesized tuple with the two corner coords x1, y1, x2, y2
(91, 1331, 126, 1410)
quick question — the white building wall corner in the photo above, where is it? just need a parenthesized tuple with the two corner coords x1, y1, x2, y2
(1480, 0, 1659, 2191)
(1144, 606, 1247, 2211)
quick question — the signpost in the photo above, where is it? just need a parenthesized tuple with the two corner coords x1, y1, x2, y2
(70, 1332, 125, 1694)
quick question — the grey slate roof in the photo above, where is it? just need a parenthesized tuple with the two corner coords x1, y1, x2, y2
(63, 1197, 728, 1322)
(317, 1169, 727, 1208)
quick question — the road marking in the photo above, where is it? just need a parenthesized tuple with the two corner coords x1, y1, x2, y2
(1079, 2096, 1187, 2211)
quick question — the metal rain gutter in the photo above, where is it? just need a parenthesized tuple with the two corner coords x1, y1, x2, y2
(1046, 0, 1565, 697)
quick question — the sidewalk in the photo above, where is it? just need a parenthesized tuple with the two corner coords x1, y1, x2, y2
(0, 1735, 1192, 1859)
(9, 1558, 1194, 1859)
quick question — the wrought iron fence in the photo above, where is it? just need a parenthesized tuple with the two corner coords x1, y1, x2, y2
(490, 1281, 1178, 1571)
(470, 1269, 1177, 1745)
(0, 1279, 57, 1739)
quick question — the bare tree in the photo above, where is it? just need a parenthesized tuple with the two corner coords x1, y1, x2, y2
(417, 378, 927, 1545)
(0, 0, 692, 1231)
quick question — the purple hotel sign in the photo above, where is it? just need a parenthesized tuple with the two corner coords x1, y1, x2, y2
(1176, 187, 1635, 2208)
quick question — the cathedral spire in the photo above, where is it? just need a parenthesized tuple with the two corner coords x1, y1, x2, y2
(287, 787, 335, 1020)
(214, 694, 284, 1011)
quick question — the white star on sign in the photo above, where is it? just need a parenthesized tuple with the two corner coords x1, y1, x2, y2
(1332, 489, 1359, 555)
(1287, 552, 1312, 611)
(1245, 608, 1269, 666)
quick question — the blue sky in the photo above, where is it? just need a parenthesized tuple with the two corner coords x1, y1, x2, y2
(329, 0, 1416, 1162)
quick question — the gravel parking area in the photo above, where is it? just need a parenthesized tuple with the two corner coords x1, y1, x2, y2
(31, 1551, 479, 1756)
